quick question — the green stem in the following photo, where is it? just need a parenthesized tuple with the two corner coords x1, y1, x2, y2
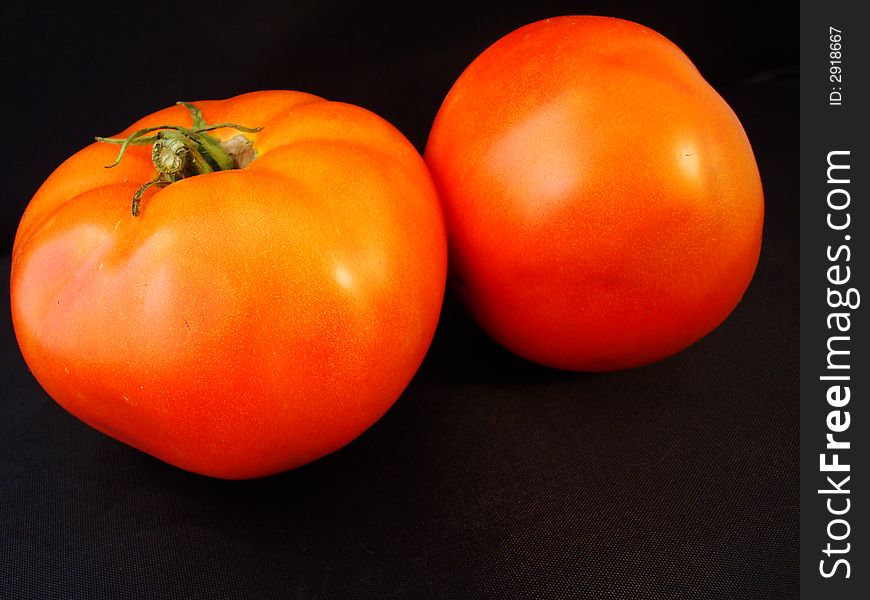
(96, 102, 262, 216)
(131, 179, 164, 217)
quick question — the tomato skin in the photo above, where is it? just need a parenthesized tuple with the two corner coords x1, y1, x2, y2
(425, 16, 763, 371)
(12, 91, 447, 479)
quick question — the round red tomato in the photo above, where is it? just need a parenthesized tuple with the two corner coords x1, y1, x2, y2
(425, 16, 763, 371)
(12, 91, 446, 478)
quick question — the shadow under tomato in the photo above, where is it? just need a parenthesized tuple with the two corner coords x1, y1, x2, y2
(415, 287, 583, 386)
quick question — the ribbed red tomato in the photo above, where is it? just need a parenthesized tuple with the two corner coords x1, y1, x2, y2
(12, 91, 446, 478)
(425, 16, 763, 371)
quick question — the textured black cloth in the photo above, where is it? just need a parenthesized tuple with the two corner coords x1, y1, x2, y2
(1, 2, 797, 598)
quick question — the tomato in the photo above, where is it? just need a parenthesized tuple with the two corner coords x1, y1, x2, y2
(11, 91, 446, 479)
(425, 16, 763, 371)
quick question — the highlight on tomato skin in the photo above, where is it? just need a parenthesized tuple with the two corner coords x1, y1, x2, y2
(424, 15, 764, 372)
(10, 90, 447, 479)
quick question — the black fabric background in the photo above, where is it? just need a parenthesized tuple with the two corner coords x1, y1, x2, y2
(1, 1, 798, 598)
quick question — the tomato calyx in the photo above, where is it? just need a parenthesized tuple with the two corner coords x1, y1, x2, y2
(96, 102, 262, 216)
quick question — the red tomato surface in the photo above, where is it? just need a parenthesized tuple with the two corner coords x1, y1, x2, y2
(425, 16, 764, 371)
(12, 91, 447, 478)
